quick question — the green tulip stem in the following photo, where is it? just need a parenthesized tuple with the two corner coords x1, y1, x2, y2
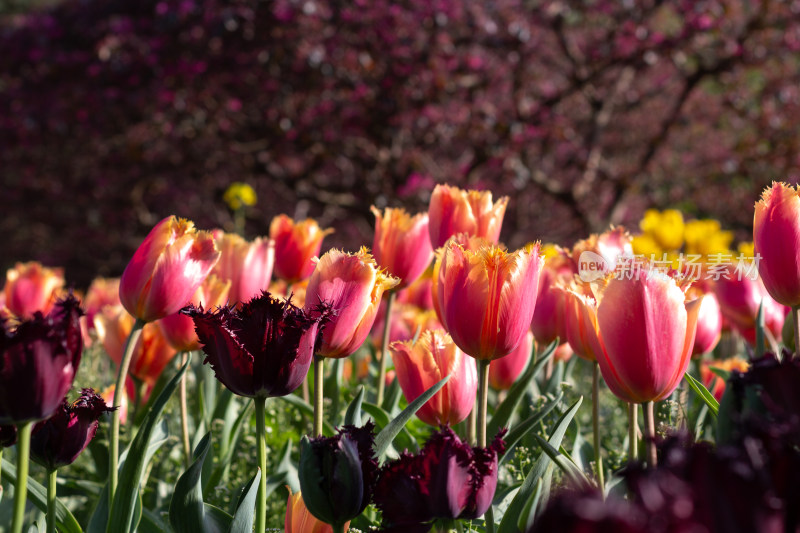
(376, 290, 396, 406)
(478, 359, 490, 448)
(592, 362, 605, 493)
(255, 396, 267, 533)
(644, 401, 657, 467)
(11, 421, 32, 533)
(109, 317, 145, 505)
(313, 355, 324, 437)
(793, 306, 800, 359)
(0, 448, 3, 499)
(179, 351, 192, 469)
(466, 403, 476, 445)
(628, 402, 638, 463)
(46, 469, 57, 533)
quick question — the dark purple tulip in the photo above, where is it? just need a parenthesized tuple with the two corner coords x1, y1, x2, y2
(529, 488, 647, 533)
(30, 388, 113, 471)
(298, 423, 378, 528)
(182, 293, 332, 398)
(374, 427, 505, 530)
(0, 425, 16, 448)
(0, 294, 83, 425)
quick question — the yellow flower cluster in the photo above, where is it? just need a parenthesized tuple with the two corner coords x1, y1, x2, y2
(223, 182, 258, 210)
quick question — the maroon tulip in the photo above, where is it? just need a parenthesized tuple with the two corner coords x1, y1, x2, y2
(374, 427, 505, 530)
(182, 293, 332, 398)
(30, 389, 113, 471)
(0, 294, 83, 425)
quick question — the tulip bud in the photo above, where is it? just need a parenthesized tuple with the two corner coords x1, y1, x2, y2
(754, 182, 800, 307)
(270, 215, 333, 283)
(3, 262, 65, 318)
(371, 207, 433, 289)
(120, 216, 220, 322)
(304, 248, 399, 358)
(428, 184, 508, 249)
(298, 423, 378, 529)
(391, 329, 477, 426)
(30, 389, 114, 471)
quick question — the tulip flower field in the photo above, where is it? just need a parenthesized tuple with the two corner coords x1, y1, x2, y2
(2, 182, 800, 533)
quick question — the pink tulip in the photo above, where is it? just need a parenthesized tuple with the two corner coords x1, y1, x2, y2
(212, 232, 274, 306)
(428, 184, 508, 249)
(690, 288, 723, 356)
(431, 233, 493, 326)
(157, 274, 231, 352)
(754, 182, 800, 307)
(270, 215, 333, 283)
(530, 253, 572, 345)
(569, 226, 633, 277)
(304, 248, 399, 358)
(371, 207, 433, 290)
(711, 265, 787, 345)
(391, 329, 477, 426)
(436, 241, 543, 360)
(560, 286, 604, 362)
(595, 267, 700, 403)
(489, 331, 534, 390)
(119, 216, 220, 322)
(4, 262, 65, 318)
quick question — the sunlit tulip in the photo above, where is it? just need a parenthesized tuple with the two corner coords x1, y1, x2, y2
(570, 226, 633, 278)
(0, 295, 83, 425)
(4, 262, 65, 318)
(81, 277, 121, 341)
(431, 233, 493, 324)
(374, 427, 505, 530)
(560, 286, 604, 362)
(436, 241, 543, 360)
(270, 215, 333, 283)
(711, 265, 787, 345)
(304, 248, 399, 358)
(700, 357, 749, 401)
(690, 288, 723, 356)
(286, 490, 347, 533)
(428, 184, 508, 249)
(391, 329, 477, 426)
(371, 207, 433, 290)
(30, 389, 113, 471)
(120, 216, 220, 322)
(754, 182, 800, 307)
(157, 274, 230, 352)
(182, 293, 331, 398)
(95, 306, 178, 385)
(595, 268, 700, 403)
(212, 232, 274, 306)
(489, 331, 533, 390)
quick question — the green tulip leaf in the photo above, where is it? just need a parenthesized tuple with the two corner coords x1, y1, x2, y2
(684, 371, 719, 417)
(499, 392, 564, 466)
(228, 470, 261, 533)
(170, 432, 216, 533)
(344, 386, 365, 426)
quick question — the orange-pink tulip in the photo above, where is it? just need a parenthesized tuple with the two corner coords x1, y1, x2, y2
(4, 261, 65, 318)
(711, 265, 787, 345)
(428, 184, 508, 249)
(285, 490, 347, 533)
(531, 253, 572, 345)
(431, 233, 492, 325)
(371, 206, 433, 289)
(304, 248, 399, 358)
(83, 277, 121, 329)
(390, 329, 477, 426)
(119, 216, 220, 322)
(561, 287, 604, 362)
(569, 226, 633, 279)
(436, 241, 543, 360)
(690, 288, 723, 356)
(212, 232, 274, 306)
(489, 331, 534, 390)
(754, 182, 800, 307)
(594, 268, 700, 403)
(95, 305, 178, 385)
(270, 215, 333, 283)
(157, 274, 231, 352)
